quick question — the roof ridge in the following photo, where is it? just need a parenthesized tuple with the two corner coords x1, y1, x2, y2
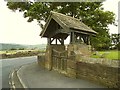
(51, 11, 80, 21)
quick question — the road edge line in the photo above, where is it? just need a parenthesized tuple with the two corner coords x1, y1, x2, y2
(16, 66, 28, 88)
(9, 70, 16, 90)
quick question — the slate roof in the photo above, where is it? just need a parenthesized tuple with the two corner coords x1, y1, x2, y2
(40, 11, 97, 37)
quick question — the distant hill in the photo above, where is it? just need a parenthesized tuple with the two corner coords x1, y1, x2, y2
(0, 43, 46, 50)
(26, 44, 46, 50)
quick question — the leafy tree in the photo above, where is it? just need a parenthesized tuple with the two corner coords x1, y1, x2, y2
(10, 48, 17, 50)
(7, 2, 116, 50)
(18, 48, 25, 50)
(111, 34, 120, 50)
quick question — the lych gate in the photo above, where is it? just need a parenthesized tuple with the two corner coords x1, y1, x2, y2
(52, 49, 67, 72)
(40, 11, 97, 73)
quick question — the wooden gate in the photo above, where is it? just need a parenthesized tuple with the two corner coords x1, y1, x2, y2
(52, 49, 67, 72)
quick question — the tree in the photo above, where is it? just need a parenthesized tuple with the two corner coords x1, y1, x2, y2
(7, 2, 116, 50)
(10, 48, 17, 50)
(111, 34, 120, 50)
(18, 48, 25, 50)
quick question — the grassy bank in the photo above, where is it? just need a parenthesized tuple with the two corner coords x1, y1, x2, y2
(91, 50, 119, 60)
(0, 50, 45, 59)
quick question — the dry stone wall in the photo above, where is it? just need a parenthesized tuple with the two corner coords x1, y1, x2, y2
(37, 54, 45, 69)
(76, 58, 120, 88)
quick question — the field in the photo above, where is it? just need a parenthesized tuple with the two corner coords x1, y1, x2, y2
(0, 50, 45, 59)
(0, 50, 45, 54)
(91, 50, 119, 60)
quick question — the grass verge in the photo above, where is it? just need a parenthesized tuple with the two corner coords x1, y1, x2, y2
(91, 50, 120, 60)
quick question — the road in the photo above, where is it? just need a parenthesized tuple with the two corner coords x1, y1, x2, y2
(0, 56, 37, 89)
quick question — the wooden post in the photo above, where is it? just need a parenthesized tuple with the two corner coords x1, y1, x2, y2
(73, 32, 75, 44)
(88, 36, 91, 45)
(74, 33, 77, 43)
(86, 36, 89, 45)
(70, 32, 75, 44)
(56, 39, 57, 45)
(61, 39, 64, 45)
(79, 36, 82, 43)
(70, 33, 72, 44)
(47, 38, 51, 45)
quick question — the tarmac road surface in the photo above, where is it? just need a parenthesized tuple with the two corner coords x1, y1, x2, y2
(1, 56, 37, 89)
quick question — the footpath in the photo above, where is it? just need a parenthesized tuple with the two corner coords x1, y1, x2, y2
(9, 62, 107, 89)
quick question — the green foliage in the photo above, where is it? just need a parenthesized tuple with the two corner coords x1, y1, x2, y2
(7, 2, 116, 50)
(10, 48, 17, 50)
(18, 48, 25, 50)
(111, 34, 120, 50)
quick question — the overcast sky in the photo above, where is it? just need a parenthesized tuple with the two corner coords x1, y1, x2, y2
(0, 0, 119, 45)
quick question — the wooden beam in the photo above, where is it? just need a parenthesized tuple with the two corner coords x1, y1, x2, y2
(58, 39, 61, 44)
(58, 38, 64, 45)
(51, 38, 55, 44)
(70, 29, 96, 36)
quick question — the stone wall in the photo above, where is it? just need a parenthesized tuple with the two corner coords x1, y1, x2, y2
(67, 44, 91, 57)
(76, 58, 120, 88)
(66, 44, 91, 78)
(37, 54, 45, 69)
(66, 60, 77, 78)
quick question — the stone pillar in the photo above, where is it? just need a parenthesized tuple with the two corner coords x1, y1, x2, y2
(45, 45, 52, 70)
(66, 60, 77, 78)
(66, 43, 92, 78)
(66, 44, 77, 78)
